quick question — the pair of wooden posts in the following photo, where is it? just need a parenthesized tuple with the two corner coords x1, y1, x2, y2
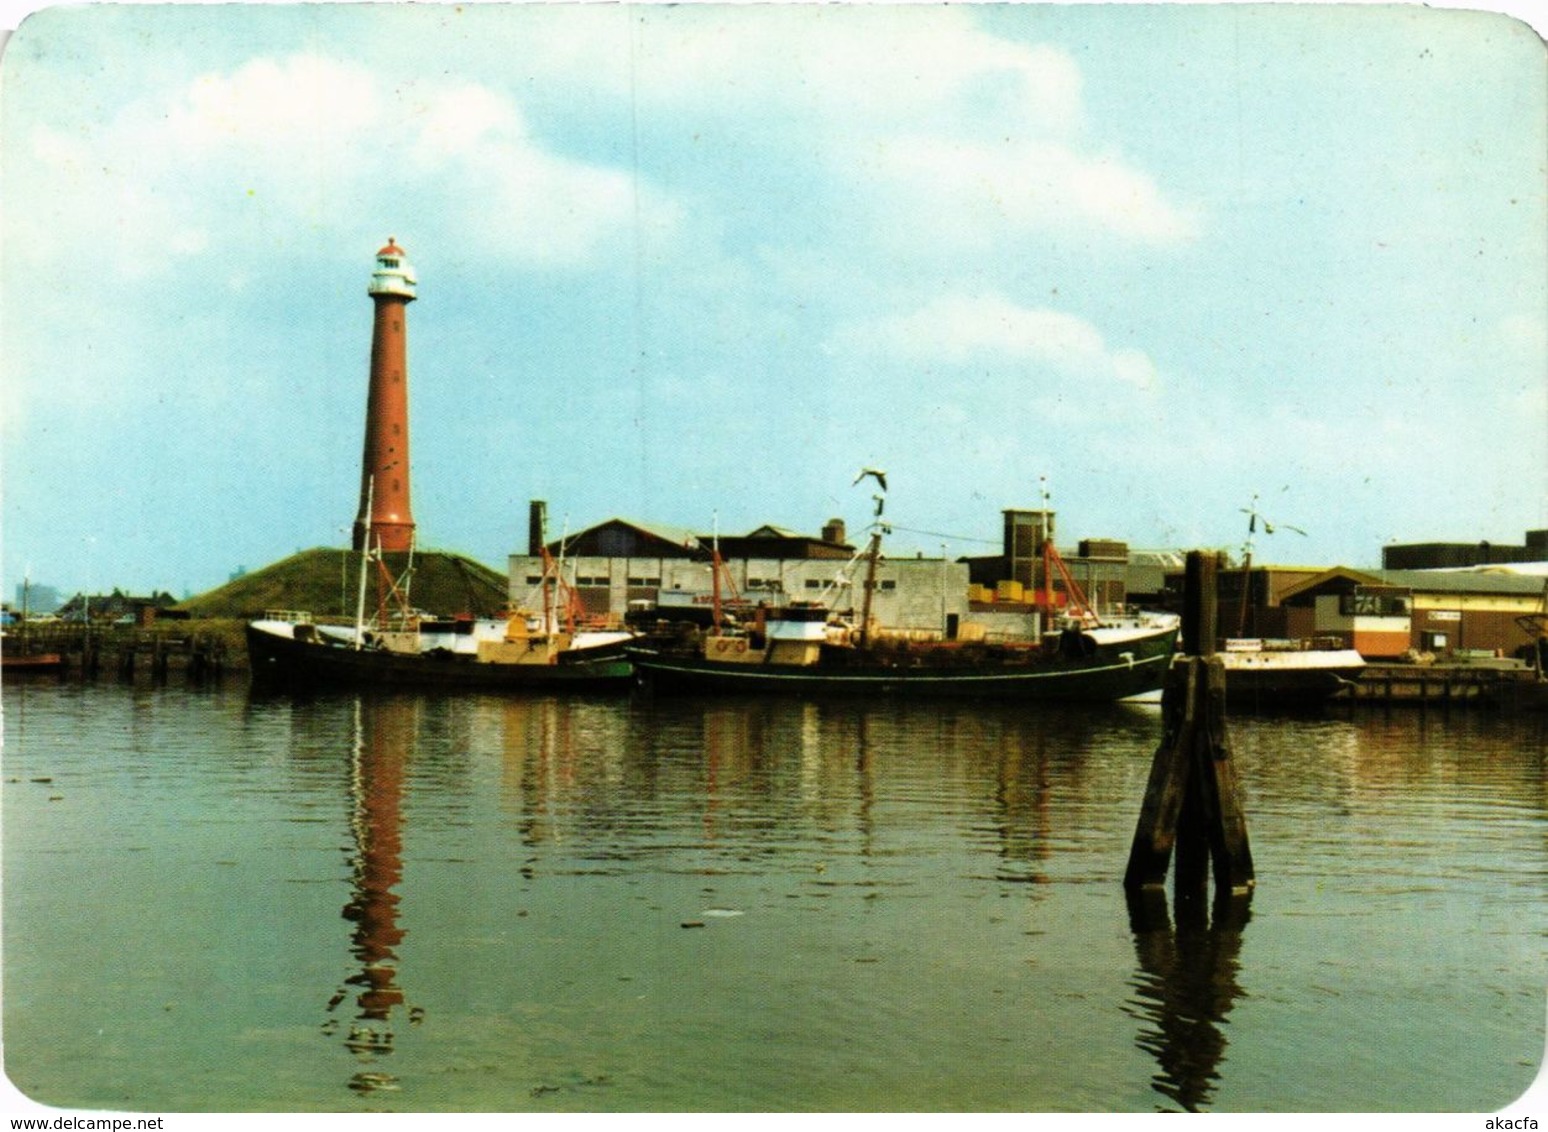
(1125, 551, 1255, 897)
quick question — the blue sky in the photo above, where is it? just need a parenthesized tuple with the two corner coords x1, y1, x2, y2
(2, 1, 1544, 599)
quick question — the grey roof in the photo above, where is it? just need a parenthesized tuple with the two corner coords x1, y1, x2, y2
(580, 517, 701, 550)
(744, 524, 805, 539)
(1373, 568, 1548, 595)
(1128, 549, 1191, 569)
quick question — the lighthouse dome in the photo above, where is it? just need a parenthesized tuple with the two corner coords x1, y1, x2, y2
(368, 237, 418, 300)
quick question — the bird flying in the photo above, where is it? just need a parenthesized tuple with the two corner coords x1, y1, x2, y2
(853, 467, 888, 492)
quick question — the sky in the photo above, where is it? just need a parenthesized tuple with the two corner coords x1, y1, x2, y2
(1, 0, 1545, 601)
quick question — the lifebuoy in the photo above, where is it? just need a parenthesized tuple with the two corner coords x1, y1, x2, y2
(714, 639, 730, 654)
(735, 639, 748, 653)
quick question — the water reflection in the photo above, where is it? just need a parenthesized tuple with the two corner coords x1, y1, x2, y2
(1125, 888, 1252, 1112)
(476, 696, 1157, 868)
(985, 714, 1053, 885)
(325, 696, 419, 1095)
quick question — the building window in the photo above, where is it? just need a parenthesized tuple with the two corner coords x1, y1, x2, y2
(805, 579, 824, 590)
(1340, 592, 1410, 616)
(525, 576, 543, 586)
(879, 579, 897, 591)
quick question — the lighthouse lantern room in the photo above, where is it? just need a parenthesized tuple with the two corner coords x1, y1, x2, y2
(368, 240, 418, 300)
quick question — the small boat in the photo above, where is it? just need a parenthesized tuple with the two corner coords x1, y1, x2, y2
(629, 480, 1179, 701)
(1211, 499, 1365, 708)
(2, 577, 67, 678)
(1, 649, 67, 677)
(247, 502, 634, 692)
(1217, 638, 1367, 707)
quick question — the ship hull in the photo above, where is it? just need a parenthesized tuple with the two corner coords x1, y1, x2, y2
(246, 623, 633, 692)
(1218, 648, 1367, 708)
(1, 652, 66, 676)
(630, 625, 1177, 701)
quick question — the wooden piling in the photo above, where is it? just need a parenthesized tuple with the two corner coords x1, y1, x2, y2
(1125, 551, 1255, 898)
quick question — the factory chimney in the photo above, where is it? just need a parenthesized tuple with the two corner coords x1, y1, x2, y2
(352, 239, 418, 553)
(528, 501, 548, 556)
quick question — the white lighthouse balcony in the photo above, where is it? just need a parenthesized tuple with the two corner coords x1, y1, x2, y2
(368, 239, 418, 300)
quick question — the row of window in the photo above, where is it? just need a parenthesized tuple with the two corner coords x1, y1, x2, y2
(522, 575, 895, 591)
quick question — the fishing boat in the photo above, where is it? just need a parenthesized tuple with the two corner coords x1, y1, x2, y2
(629, 606, 1178, 700)
(246, 610, 633, 691)
(247, 499, 633, 692)
(629, 480, 1179, 700)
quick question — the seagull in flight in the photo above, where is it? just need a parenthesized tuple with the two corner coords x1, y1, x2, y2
(853, 467, 888, 492)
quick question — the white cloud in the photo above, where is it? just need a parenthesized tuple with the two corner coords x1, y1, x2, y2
(502, 6, 1189, 249)
(166, 54, 380, 151)
(410, 82, 525, 163)
(829, 293, 1160, 391)
(654, 10, 1189, 247)
(10, 51, 669, 279)
(866, 137, 1197, 248)
(631, 8, 1086, 141)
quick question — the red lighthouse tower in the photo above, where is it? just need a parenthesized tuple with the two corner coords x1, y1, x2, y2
(352, 239, 418, 553)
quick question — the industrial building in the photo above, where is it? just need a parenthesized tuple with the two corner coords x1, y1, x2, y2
(508, 490, 1547, 661)
(1382, 529, 1548, 570)
(507, 502, 1179, 641)
(1283, 568, 1546, 660)
(1165, 562, 1547, 661)
(508, 506, 970, 636)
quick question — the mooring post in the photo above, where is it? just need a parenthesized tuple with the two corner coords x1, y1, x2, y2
(1124, 551, 1255, 898)
(1181, 549, 1217, 660)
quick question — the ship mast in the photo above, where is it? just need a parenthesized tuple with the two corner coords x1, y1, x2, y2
(1040, 476, 1054, 611)
(353, 477, 375, 650)
(858, 515, 883, 649)
(711, 513, 723, 632)
(854, 471, 889, 649)
(1235, 495, 1306, 638)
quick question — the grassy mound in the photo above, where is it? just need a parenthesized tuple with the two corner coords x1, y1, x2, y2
(176, 547, 508, 621)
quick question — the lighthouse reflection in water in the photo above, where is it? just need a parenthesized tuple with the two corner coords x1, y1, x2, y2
(1, 685, 1543, 1112)
(326, 697, 418, 1094)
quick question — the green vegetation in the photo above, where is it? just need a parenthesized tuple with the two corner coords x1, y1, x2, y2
(175, 547, 508, 620)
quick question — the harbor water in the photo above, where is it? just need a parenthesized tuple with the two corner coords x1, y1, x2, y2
(3, 680, 1544, 1113)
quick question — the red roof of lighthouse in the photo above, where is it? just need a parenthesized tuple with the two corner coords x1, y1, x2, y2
(377, 239, 405, 256)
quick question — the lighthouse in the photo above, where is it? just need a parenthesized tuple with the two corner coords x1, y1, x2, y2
(352, 239, 418, 553)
